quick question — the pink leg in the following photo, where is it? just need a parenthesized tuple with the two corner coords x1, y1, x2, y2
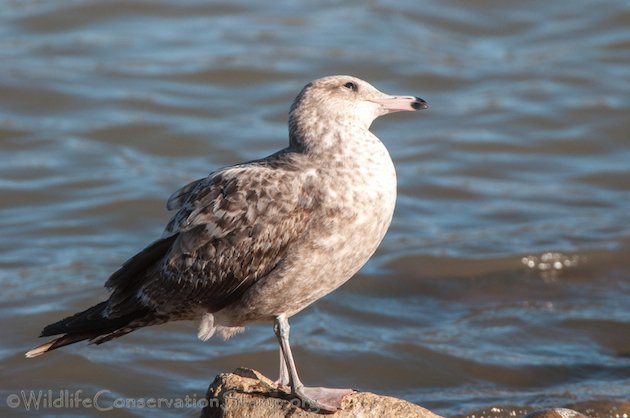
(273, 314, 355, 412)
(274, 347, 290, 388)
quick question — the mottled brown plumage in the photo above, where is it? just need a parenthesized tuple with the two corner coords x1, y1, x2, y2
(26, 75, 427, 411)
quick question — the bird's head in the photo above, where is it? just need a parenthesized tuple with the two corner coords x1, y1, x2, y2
(288, 75, 427, 149)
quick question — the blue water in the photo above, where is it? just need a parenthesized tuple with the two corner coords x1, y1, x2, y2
(1, 1, 629, 417)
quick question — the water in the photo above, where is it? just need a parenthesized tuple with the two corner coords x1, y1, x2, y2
(1, 1, 629, 416)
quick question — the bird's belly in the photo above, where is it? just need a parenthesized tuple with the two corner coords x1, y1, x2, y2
(218, 147, 397, 325)
(224, 184, 396, 324)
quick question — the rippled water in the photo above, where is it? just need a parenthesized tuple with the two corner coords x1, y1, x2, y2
(1, 1, 629, 417)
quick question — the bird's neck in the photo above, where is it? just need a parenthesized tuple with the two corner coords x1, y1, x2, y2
(288, 111, 374, 157)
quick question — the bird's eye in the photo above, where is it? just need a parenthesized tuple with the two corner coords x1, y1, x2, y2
(343, 82, 357, 91)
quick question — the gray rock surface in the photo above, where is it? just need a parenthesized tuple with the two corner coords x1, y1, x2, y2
(523, 408, 589, 418)
(201, 368, 443, 418)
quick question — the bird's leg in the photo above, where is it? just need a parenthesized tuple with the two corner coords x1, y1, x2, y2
(274, 346, 290, 388)
(273, 314, 354, 412)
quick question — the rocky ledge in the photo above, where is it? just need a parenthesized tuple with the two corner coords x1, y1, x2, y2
(200, 368, 443, 418)
(200, 368, 629, 418)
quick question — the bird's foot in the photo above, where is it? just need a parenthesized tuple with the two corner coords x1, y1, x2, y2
(291, 386, 355, 412)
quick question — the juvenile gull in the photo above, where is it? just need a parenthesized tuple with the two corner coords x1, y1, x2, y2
(26, 75, 428, 411)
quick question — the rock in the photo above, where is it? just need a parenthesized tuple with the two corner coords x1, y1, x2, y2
(566, 400, 630, 418)
(201, 368, 443, 418)
(455, 405, 533, 417)
(523, 408, 589, 418)
(523, 400, 630, 418)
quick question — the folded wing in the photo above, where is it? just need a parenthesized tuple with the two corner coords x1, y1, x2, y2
(106, 155, 317, 317)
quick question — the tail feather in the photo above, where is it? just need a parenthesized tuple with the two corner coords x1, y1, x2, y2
(26, 301, 153, 358)
(40, 301, 110, 337)
(26, 332, 100, 358)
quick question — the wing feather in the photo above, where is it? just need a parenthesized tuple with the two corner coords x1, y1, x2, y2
(108, 154, 318, 316)
(166, 178, 205, 211)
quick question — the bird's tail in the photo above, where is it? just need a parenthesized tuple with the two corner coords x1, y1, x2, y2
(25, 332, 100, 358)
(25, 301, 153, 358)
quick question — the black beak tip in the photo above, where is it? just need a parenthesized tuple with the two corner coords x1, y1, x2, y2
(411, 97, 429, 110)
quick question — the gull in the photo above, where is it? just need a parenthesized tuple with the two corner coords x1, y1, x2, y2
(26, 75, 428, 411)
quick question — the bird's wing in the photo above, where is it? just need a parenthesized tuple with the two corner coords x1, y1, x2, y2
(165, 177, 205, 212)
(105, 155, 318, 316)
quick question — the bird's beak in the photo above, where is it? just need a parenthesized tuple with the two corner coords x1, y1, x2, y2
(372, 95, 429, 113)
